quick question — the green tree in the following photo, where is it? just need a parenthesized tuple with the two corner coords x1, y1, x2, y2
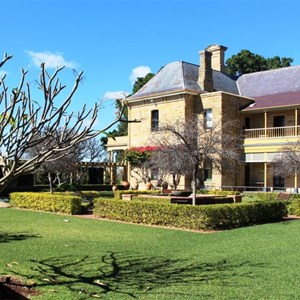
(132, 73, 155, 94)
(104, 72, 155, 144)
(226, 50, 293, 77)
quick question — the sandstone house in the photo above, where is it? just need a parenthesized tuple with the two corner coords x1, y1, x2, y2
(107, 44, 300, 192)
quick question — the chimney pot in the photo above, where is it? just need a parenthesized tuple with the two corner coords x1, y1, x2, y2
(206, 44, 228, 73)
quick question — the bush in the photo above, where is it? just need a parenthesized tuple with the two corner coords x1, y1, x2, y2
(196, 190, 240, 196)
(255, 192, 280, 201)
(93, 199, 287, 230)
(207, 190, 240, 196)
(114, 190, 162, 200)
(132, 196, 170, 204)
(10, 192, 82, 214)
(288, 198, 300, 216)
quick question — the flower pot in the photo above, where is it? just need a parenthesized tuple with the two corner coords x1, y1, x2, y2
(145, 182, 153, 190)
(161, 181, 168, 189)
(122, 181, 130, 190)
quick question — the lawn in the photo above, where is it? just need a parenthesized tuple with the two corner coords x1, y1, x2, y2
(0, 208, 300, 299)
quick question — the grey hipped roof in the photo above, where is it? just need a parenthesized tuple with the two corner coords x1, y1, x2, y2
(237, 65, 300, 98)
(127, 57, 300, 111)
(237, 65, 300, 111)
(128, 61, 238, 101)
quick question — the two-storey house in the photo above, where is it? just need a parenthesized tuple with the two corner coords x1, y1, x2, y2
(107, 44, 300, 192)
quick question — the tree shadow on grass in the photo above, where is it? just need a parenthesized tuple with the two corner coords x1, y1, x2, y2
(14, 252, 266, 299)
(0, 232, 41, 244)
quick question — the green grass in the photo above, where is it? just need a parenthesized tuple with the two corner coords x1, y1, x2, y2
(0, 208, 300, 299)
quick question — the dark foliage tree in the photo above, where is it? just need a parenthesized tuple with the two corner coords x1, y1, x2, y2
(226, 49, 293, 77)
(132, 73, 155, 94)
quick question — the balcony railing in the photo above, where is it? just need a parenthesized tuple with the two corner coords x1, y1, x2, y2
(243, 126, 300, 139)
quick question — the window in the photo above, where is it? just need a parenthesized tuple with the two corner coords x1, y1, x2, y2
(151, 168, 159, 180)
(204, 109, 213, 128)
(273, 176, 285, 188)
(245, 117, 250, 129)
(273, 116, 285, 127)
(151, 110, 159, 131)
(204, 159, 212, 181)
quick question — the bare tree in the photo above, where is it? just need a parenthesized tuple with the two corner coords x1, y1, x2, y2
(0, 53, 124, 193)
(27, 129, 106, 192)
(273, 141, 300, 178)
(149, 114, 242, 205)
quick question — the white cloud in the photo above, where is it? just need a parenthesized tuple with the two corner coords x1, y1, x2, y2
(27, 50, 77, 69)
(129, 66, 151, 85)
(103, 91, 129, 100)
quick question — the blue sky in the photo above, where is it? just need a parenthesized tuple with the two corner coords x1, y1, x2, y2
(1, 0, 300, 131)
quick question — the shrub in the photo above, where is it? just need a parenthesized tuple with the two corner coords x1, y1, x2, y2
(10, 192, 82, 214)
(132, 196, 170, 204)
(93, 199, 287, 230)
(197, 190, 240, 196)
(114, 190, 162, 200)
(255, 192, 280, 201)
(288, 198, 300, 216)
(206, 190, 240, 196)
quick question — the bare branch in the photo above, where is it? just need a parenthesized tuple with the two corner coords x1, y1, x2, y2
(0, 54, 123, 192)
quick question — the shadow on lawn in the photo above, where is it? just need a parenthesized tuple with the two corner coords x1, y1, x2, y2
(0, 232, 41, 244)
(14, 252, 265, 298)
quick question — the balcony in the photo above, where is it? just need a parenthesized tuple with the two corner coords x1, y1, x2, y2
(243, 125, 300, 139)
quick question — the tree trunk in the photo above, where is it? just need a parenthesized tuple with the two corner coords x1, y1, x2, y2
(192, 164, 198, 205)
(48, 172, 53, 194)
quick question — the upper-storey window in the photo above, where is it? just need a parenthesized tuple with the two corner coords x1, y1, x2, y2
(273, 115, 285, 127)
(204, 109, 213, 128)
(151, 110, 159, 131)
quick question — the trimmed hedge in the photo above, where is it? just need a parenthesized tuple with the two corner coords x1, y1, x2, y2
(207, 190, 241, 196)
(197, 190, 241, 196)
(254, 192, 280, 201)
(93, 199, 287, 230)
(10, 192, 82, 215)
(288, 198, 300, 216)
(114, 190, 162, 200)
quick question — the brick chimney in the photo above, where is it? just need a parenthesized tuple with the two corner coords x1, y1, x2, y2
(198, 50, 214, 92)
(206, 44, 227, 73)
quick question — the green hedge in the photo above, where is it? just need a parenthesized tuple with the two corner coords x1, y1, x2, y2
(288, 198, 300, 215)
(93, 199, 287, 230)
(114, 190, 162, 199)
(132, 196, 170, 204)
(254, 192, 280, 201)
(197, 190, 240, 195)
(207, 190, 240, 196)
(10, 192, 82, 215)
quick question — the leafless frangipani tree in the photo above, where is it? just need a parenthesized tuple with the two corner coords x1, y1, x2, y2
(149, 114, 242, 204)
(0, 53, 124, 193)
